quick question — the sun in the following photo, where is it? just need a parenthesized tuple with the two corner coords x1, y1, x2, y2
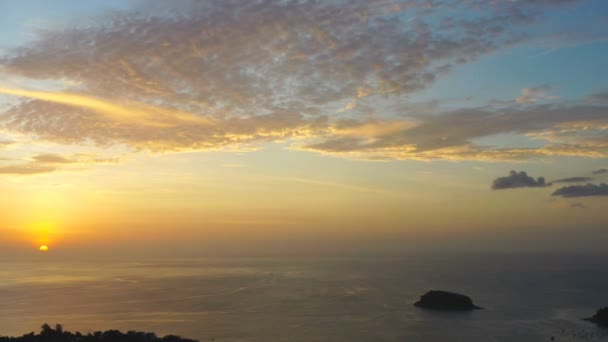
(39, 245, 49, 252)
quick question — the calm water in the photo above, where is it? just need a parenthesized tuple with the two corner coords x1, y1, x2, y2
(1, 254, 607, 341)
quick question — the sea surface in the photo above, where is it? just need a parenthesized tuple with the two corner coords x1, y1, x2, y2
(1, 254, 607, 341)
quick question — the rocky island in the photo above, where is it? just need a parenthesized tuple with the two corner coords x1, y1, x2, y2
(585, 307, 608, 327)
(0, 324, 198, 342)
(414, 290, 482, 311)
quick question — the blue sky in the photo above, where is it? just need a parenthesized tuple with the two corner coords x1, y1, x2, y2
(0, 1, 129, 51)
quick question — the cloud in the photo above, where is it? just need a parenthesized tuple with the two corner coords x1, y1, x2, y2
(302, 104, 608, 161)
(570, 202, 586, 208)
(0, 0, 592, 162)
(589, 91, 608, 103)
(516, 85, 557, 104)
(31, 154, 74, 164)
(29, 153, 119, 165)
(552, 177, 593, 183)
(592, 168, 608, 175)
(0, 152, 121, 176)
(0, 164, 56, 175)
(492, 170, 550, 190)
(3, 0, 513, 109)
(0, 85, 212, 127)
(552, 183, 608, 197)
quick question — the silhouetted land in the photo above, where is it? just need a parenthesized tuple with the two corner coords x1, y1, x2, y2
(0, 324, 197, 342)
(414, 290, 482, 311)
(585, 307, 608, 327)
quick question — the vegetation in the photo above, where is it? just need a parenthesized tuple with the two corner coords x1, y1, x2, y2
(414, 290, 482, 311)
(585, 307, 608, 327)
(0, 324, 197, 342)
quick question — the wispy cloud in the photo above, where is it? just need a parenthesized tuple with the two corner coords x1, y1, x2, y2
(28, 153, 120, 165)
(0, 152, 120, 176)
(30, 153, 74, 164)
(552, 177, 593, 183)
(0, 140, 14, 148)
(552, 183, 608, 197)
(0, 163, 56, 175)
(302, 104, 608, 161)
(515, 85, 557, 104)
(0, 85, 211, 127)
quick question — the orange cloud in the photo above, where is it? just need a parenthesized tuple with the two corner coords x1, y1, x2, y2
(0, 85, 212, 127)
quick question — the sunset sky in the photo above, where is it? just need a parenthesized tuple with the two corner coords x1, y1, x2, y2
(1, 0, 607, 256)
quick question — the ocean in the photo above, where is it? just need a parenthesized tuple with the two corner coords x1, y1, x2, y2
(1, 254, 607, 341)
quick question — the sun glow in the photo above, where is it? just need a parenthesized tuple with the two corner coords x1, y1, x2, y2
(29, 220, 57, 250)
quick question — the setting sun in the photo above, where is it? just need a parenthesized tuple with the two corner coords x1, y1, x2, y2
(0, 1, 607, 341)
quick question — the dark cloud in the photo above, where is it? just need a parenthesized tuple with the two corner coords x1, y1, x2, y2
(552, 177, 593, 183)
(592, 168, 608, 175)
(492, 170, 550, 190)
(552, 183, 608, 197)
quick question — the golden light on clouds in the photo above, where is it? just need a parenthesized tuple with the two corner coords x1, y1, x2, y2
(39, 245, 49, 251)
(0, 84, 212, 127)
(0, 0, 606, 258)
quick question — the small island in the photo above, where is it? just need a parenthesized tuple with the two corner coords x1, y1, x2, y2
(584, 307, 608, 327)
(414, 290, 482, 311)
(0, 324, 198, 342)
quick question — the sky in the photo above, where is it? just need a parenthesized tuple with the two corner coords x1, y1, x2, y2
(0, 0, 607, 257)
